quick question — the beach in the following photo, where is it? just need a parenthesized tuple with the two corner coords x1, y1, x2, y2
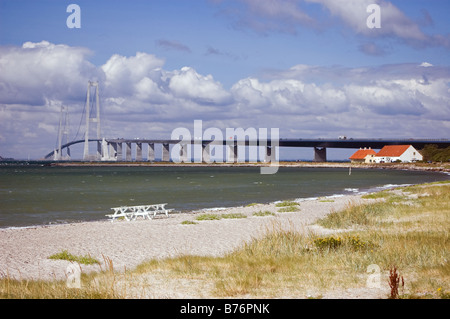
(1, 163, 449, 298)
(0, 193, 363, 282)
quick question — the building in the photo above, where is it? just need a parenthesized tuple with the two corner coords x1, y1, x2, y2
(349, 148, 377, 163)
(374, 145, 423, 163)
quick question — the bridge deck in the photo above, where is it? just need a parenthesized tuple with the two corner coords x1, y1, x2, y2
(45, 138, 449, 160)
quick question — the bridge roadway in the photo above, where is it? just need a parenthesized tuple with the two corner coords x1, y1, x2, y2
(46, 138, 450, 162)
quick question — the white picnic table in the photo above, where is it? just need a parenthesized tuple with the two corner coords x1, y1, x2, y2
(106, 203, 174, 222)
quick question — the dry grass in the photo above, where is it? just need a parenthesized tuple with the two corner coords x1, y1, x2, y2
(130, 182, 449, 299)
(0, 255, 124, 299)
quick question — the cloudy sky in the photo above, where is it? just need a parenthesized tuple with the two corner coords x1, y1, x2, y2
(0, 0, 449, 160)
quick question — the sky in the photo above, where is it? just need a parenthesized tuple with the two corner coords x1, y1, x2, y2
(0, 0, 449, 160)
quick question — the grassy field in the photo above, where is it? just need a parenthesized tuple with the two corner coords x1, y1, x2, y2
(1, 181, 449, 299)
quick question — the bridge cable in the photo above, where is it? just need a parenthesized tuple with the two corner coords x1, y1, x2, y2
(72, 90, 88, 142)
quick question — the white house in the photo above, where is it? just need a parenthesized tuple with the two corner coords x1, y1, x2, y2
(374, 145, 423, 163)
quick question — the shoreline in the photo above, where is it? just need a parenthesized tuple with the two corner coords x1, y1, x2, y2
(0, 190, 373, 282)
(2, 160, 449, 174)
(0, 180, 423, 231)
(54, 161, 450, 172)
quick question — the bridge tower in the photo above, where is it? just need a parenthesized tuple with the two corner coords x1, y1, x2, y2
(83, 81, 102, 160)
(54, 104, 70, 160)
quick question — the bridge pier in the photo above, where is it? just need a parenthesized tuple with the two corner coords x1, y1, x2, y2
(265, 146, 274, 163)
(202, 143, 210, 163)
(180, 143, 188, 162)
(147, 143, 155, 162)
(126, 142, 132, 161)
(227, 143, 238, 163)
(116, 143, 123, 161)
(100, 138, 110, 160)
(97, 141, 102, 160)
(53, 148, 60, 161)
(314, 147, 327, 162)
(109, 142, 118, 160)
(162, 143, 170, 162)
(136, 142, 142, 161)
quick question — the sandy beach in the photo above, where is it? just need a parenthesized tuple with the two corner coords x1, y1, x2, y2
(0, 193, 363, 283)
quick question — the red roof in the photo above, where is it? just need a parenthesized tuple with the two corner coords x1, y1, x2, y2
(349, 149, 377, 160)
(376, 145, 411, 157)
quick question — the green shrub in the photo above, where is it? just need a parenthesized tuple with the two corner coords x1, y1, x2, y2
(181, 220, 198, 225)
(195, 214, 222, 221)
(253, 211, 275, 217)
(222, 213, 247, 219)
(313, 236, 343, 250)
(48, 250, 100, 265)
(278, 206, 300, 213)
(275, 201, 299, 207)
(313, 235, 375, 251)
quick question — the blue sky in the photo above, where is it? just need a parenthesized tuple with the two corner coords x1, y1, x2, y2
(0, 0, 449, 160)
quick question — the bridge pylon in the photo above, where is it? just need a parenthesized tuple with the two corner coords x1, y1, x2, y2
(54, 104, 71, 160)
(83, 81, 102, 160)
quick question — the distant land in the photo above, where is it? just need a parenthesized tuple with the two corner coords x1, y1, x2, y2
(1, 159, 449, 174)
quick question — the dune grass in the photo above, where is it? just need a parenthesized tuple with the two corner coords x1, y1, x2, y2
(253, 210, 275, 217)
(276, 200, 300, 213)
(275, 201, 300, 207)
(48, 250, 100, 265)
(195, 213, 222, 221)
(0, 255, 122, 299)
(133, 182, 449, 298)
(181, 220, 198, 225)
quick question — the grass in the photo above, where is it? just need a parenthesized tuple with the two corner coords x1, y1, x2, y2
(276, 200, 300, 213)
(275, 200, 300, 207)
(253, 210, 275, 217)
(181, 220, 198, 225)
(195, 213, 222, 221)
(139, 183, 449, 298)
(2, 182, 449, 299)
(0, 255, 122, 299)
(361, 190, 391, 199)
(48, 250, 100, 265)
(195, 212, 247, 221)
(316, 201, 388, 229)
(222, 213, 247, 219)
(277, 206, 300, 213)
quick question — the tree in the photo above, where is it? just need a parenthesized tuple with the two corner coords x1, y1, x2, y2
(420, 144, 450, 162)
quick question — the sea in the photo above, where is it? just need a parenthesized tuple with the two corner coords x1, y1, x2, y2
(0, 165, 448, 229)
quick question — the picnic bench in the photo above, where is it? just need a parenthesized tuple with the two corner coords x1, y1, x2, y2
(106, 203, 174, 222)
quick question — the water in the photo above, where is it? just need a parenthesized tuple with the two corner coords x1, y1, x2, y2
(0, 165, 448, 228)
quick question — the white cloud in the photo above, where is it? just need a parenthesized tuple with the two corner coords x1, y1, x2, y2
(307, 0, 427, 40)
(231, 77, 347, 115)
(0, 41, 100, 105)
(101, 52, 166, 100)
(168, 67, 233, 105)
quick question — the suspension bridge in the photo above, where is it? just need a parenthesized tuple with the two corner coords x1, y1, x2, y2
(45, 81, 450, 162)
